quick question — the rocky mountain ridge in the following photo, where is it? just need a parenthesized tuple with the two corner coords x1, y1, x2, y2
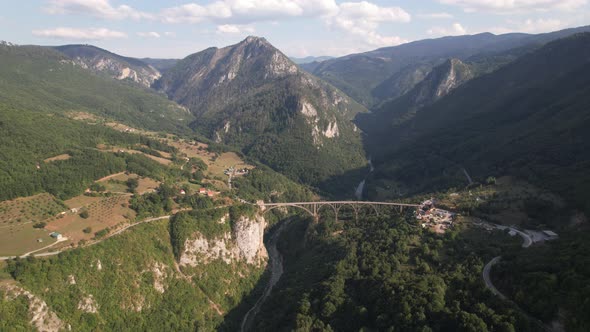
(54, 45, 161, 87)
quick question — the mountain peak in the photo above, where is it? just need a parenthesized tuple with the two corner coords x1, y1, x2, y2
(243, 36, 267, 44)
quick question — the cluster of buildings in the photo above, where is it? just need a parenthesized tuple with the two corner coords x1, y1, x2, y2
(416, 199, 456, 232)
(198, 188, 219, 198)
(224, 166, 250, 176)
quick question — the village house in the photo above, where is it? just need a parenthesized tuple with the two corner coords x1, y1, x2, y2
(49, 232, 63, 240)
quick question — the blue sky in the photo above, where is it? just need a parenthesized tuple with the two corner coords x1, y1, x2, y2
(1, 0, 589, 58)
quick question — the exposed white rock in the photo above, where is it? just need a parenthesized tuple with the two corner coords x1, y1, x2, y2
(2, 284, 65, 332)
(78, 294, 98, 313)
(312, 124, 323, 147)
(224, 121, 231, 133)
(151, 262, 168, 293)
(179, 214, 267, 267)
(180, 233, 233, 265)
(267, 51, 298, 77)
(323, 121, 339, 138)
(97, 259, 102, 271)
(233, 215, 267, 264)
(67, 275, 76, 285)
(300, 101, 318, 118)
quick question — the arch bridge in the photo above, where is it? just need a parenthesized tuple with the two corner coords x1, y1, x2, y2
(259, 201, 420, 222)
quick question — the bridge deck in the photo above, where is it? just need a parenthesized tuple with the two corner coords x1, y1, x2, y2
(261, 201, 420, 207)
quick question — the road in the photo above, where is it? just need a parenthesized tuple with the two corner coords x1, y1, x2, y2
(240, 219, 291, 332)
(480, 223, 551, 331)
(0, 215, 171, 260)
(482, 256, 505, 299)
(493, 224, 532, 248)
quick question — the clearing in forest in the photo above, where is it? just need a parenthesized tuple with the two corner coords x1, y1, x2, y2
(46, 194, 136, 244)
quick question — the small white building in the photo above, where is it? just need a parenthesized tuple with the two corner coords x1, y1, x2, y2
(49, 232, 63, 240)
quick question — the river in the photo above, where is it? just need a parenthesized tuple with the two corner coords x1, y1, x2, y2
(240, 219, 291, 331)
(354, 158, 374, 200)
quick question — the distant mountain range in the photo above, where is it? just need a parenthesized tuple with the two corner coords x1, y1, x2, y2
(301, 26, 590, 107)
(290, 56, 334, 64)
(5, 26, 588, 204)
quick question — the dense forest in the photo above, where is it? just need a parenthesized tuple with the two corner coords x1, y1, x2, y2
(494, 231, 590, 331)
(362, 34, 590, 216)
(0, 104, 181, 202)
(251, 213, 532, 331)
(0, 43, 192, 134)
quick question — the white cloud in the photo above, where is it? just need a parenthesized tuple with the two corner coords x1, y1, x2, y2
(216, 24, 255, 34)
(427, 22, 467, 36)
(490, 18, 567, 34)
(325, 1, 411, 47)
(137, 31, 161, 38)
(163, 31, 176, 37)
(438, 0, 588, 13)
(417, 12, 454, 19)
(160, 2, 232, 24)
(32, 27, 127, 40)
(160, 0, 339, 24)
(44, 0, 152, 20)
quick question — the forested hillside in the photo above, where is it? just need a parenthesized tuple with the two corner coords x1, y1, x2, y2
(0, 106, 130, 201)
(154, 37, 367, 192)
(4, 215, 265, 331)
(250, 212, 531, 331)
(0, 43, 192, 134)
(363, 33, 590, 215)
(303, 26, 590, 107)
(54, 44, 161, 87)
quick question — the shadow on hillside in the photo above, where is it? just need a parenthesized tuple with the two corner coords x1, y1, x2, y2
(317, 165, 370, 200)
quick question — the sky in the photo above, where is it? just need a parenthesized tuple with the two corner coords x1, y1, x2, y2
(1, 0, 589, 59)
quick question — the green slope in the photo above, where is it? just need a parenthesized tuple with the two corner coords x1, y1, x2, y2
(0, 43, 192, 134)
(365, 33, 590, 214)
(155, 37, 367, 193)
(5, 220, 264, 331)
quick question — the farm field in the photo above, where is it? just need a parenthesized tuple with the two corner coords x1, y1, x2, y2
(168, 139, 254, 178)
(0, 223, 55, 256)
(46, 194, 136, 244)
(97, 172, 160, 194)
(0, 193, 66, 226)
(64, 195, 103, 210)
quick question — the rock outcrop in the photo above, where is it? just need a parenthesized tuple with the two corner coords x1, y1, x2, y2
(179, 213, 267, 268)
(1, 283, 65, 332)
(54, 45, 160, 87)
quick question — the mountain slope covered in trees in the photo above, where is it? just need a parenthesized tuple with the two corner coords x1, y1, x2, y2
(303, 26, 590, 107)
(362, 33, 590, 215)
(154, 36, 367, 191)
(54, 44, 161, 87)
(0, 43, 192, 134)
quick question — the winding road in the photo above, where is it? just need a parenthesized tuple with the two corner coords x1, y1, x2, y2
(482, 256, 505, 299)
(480, 222, 551, 331)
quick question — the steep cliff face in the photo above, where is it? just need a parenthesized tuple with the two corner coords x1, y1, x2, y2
(413, 58, 474, 107)
(154, 36, 367, 188)
(357, 58, 474, 140)
(180, 213, 267, 267)
(54, 45, 161, 87)
(5, 220, 266, 330)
